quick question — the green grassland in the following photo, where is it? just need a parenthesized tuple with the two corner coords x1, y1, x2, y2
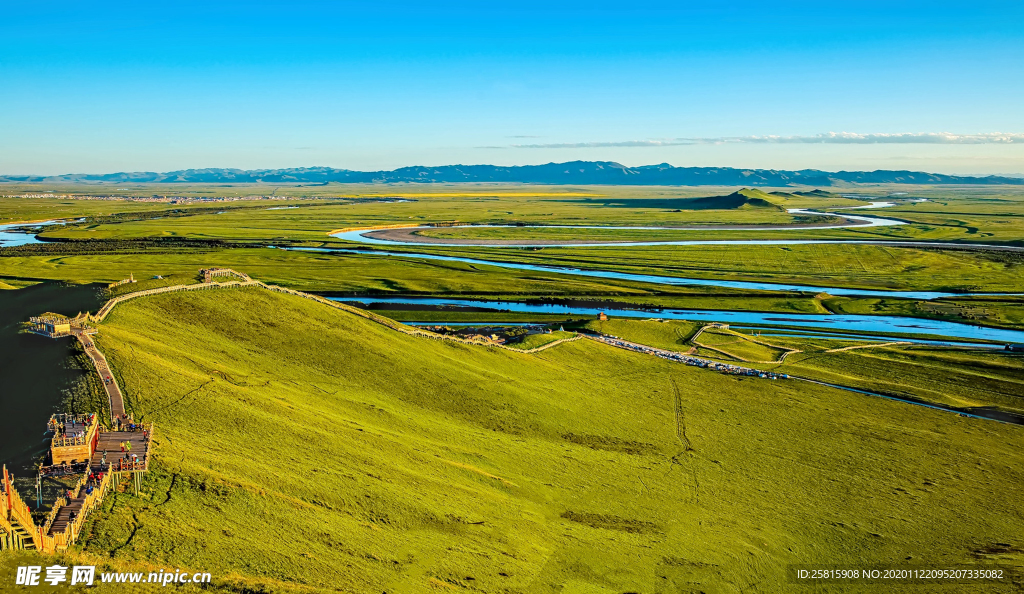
(1, 184, 1020, 246)
(398, 242, 1024, 292)
(62, 286, 1024, 593)
(2, 186, 1023, 592)
(572, 318, 1024, 415)
(3, 244, 1023, 331)
(768, 337, 1024, 415)
(4, 187, 1023, 302)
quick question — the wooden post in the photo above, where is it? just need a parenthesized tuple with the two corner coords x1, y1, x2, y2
(2, 465, 10, 512)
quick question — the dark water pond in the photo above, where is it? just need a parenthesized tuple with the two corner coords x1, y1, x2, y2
(0, 283, 103, 474)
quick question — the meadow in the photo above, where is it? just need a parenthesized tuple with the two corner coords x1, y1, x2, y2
(63, 286, 1024, 593)
(11, 184, 1021, 245)
(2, 183, 1023, 591)
(579, 318, 1024, 416)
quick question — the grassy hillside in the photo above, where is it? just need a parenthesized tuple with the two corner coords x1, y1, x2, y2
(688, 188, 788, 210)
(68, 287, 1024, 593)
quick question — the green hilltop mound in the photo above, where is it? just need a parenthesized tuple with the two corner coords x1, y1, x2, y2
(687, 187, 788, 210)
(792, 188, 835, 198)
(79, 287, 1024, 593)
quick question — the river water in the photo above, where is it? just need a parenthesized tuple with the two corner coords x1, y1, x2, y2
(0, 219, 80, 248)
(330, 207, 911, 248)
(288, 246, 1020, 300)
(329, 296, 1024, 344)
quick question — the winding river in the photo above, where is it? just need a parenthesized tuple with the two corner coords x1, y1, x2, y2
(329, 296, 1024, 345)
(288, 246, 1020, 301)
(330, 207, 916, 248)
(6, 214, 1022, 344)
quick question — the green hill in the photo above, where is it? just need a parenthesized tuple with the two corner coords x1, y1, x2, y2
(687, 188, 788, 210)
(79, 287, 1024, 593)
(792, 188, 835, 198)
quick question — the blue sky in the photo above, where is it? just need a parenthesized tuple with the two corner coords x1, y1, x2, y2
(2, 1, 1023, 175)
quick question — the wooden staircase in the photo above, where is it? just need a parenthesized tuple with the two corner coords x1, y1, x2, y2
(2, 466, 39, 550)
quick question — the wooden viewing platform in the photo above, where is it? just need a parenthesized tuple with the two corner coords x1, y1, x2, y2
(0, 415, 152, 553)
(48, 413, 99, 465)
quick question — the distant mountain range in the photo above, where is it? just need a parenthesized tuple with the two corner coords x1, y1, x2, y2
(3, 161, 1022, 186)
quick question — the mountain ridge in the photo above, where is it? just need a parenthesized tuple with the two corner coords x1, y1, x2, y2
(2, 161, 1022, 186)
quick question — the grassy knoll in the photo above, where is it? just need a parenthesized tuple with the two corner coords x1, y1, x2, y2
(61, 286, 1024, 593)
(583, 318, 702, 351)
(505, 330, 577, 350)
(692, 327, 791, 362)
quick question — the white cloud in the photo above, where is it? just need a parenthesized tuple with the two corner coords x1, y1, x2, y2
(507, 132, 1024, 149)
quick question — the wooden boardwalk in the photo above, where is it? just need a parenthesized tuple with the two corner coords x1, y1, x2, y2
(73, 328, 125, 420)
(91, 429, 150, 469)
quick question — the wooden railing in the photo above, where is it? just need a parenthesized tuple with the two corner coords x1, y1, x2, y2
(52, 434, 88, 447)
(49, 470, 113, 549)
(2, 465, 41, 550)
(40, 497, 66, 535)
